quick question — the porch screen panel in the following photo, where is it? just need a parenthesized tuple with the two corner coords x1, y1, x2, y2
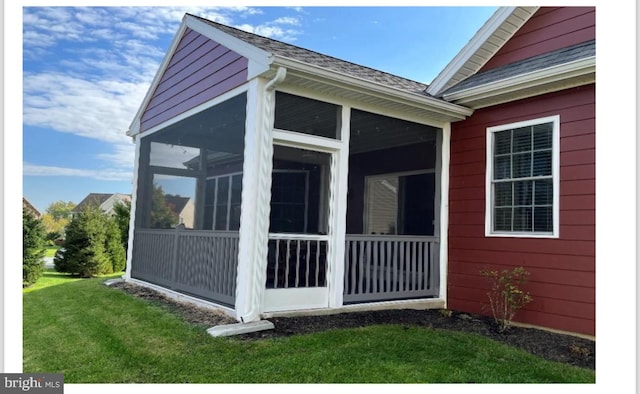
(132, 92, 246, 307)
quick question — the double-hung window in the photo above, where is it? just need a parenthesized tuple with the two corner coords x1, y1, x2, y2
(486, 115, 560, 238)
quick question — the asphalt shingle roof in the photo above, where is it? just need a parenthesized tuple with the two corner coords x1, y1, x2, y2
(442, 39, 596, 95)
(190, 14, 432, 97)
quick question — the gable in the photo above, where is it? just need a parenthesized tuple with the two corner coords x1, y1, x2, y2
(140, 28, 249, 133)
(479, 7, 595, 72)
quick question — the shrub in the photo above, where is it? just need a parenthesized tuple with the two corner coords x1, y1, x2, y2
(23, 207, 46, 286)
(480, 266, 533, 333)
(55, 207, 126, 277)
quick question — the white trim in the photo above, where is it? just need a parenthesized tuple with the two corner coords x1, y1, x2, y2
(443, 57, 596, 106)
(127, 21, 188, 136)
(273, 56, 473, 121)
(427, 7, 524, 96)
(263, 288, 330, 312)
(328, 105, 351, 308)
(234, 78, 269, 323)
(126, 277, 237, 318)
(138, 84, 249, 139)
(438, 124, 451, 304)
(272, 129, 343, 152)
(485, 115, 561, 238)
(124, 136, 141, 280)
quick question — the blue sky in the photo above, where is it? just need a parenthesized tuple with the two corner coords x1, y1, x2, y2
(20, 5, 498, 213)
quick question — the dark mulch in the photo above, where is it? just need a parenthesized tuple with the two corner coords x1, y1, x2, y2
(109, 281, 595, 370)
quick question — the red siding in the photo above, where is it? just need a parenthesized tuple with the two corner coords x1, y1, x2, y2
(480, 7, 595, 72)
(140, 28, 249, 132)
(447, 84, 595, 336)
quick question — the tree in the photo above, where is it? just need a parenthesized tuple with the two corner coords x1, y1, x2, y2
(55, 207, 126, 277)
(46, 201, 76, 220)
(23, 207, 46, 286)
(42, 201, 75, 242)
(150, 184, 178, 228)
(112, 200, 131, 255)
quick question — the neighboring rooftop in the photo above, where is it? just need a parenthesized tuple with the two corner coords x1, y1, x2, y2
(442, 39, 596, 96)
(74, 193, 131, 213)
(189, 14, 432, 97)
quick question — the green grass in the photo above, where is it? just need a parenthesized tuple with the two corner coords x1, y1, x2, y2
(44, 246, 60, 258)
(23, 272, 596, 383)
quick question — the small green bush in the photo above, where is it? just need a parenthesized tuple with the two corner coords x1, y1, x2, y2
(23, 207, 47, 286)
(480, 266, 533, 333)
(55, 207, 126, 277)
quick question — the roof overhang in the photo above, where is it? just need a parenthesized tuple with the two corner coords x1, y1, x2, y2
(442, 56, 595, 109)
(268, 56, 473, 125)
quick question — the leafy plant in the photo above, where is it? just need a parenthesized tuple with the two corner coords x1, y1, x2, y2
(23, 207, 47, 286)
(480, 266, 533, 333)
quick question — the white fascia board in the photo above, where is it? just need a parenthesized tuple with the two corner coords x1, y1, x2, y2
(184, 15, 273, 79)
(443, 56, 596, 106)
(426, 7, 518, 96)
(127, 20, 188, 137)
(272, 56, 473, 121)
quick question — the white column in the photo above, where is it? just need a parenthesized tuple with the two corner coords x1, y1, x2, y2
(328, 105, 351, 308)
(125, 135, 141, 280)
(235, 70, 284, 322)
(438, 123, 451, 303)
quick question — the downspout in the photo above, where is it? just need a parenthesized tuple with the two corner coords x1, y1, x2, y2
(240, 66, 287, 324)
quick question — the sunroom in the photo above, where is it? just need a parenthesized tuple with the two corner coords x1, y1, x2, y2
(125, 14, 472, 324)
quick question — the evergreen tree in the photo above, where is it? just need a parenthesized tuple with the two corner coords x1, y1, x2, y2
(55, 207, 125, 277)
(112, 200, 131, 255)
(23, 207, 46, 286)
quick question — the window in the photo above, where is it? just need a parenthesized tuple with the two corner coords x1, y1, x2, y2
(486, 115, 560, 237)
(204, 173, 243, 231)
(365, 171, 435, 236)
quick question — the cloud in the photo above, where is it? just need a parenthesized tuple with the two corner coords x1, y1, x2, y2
(23, 162, 133, 182)
(23, 6, 305, 171)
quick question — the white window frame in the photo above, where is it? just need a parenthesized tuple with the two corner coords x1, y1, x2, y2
(485, 115, 560, 238)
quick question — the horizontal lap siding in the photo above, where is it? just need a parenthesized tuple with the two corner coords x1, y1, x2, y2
(140, 28, 248, 132)
(481, 7, 595, 72)
(447, 84, 595, 336)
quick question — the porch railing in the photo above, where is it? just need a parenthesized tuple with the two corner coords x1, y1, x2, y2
(343, 235, 439, 303)
(266, 234, 328, 289)
(131, 229, 239, 307)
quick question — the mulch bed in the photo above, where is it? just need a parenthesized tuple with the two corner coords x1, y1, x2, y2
(109, 281, 595, 370)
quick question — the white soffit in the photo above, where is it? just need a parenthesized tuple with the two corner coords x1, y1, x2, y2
(427, 6, 539, 97)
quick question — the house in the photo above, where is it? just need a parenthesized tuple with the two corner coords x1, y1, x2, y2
(23, 197, 41, 219)
(125, 6, 595, 337)
(74, 193, 132, 217)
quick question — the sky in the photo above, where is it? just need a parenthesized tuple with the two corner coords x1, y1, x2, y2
(19, 5, 498, 213)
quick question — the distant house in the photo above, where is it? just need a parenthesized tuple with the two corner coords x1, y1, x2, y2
(73, 193, 131, 217)
(23, 197, 41, 219)
(164, 195, 195, 228)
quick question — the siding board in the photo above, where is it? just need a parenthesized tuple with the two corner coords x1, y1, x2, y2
(481, 7, 595, 71)
(448, 84, 595, 335)
(140, 29, 248, 133)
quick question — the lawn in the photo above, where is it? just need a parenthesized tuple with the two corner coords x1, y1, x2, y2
(23, 270, 596, 383)
(44, 246, 60, 258)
